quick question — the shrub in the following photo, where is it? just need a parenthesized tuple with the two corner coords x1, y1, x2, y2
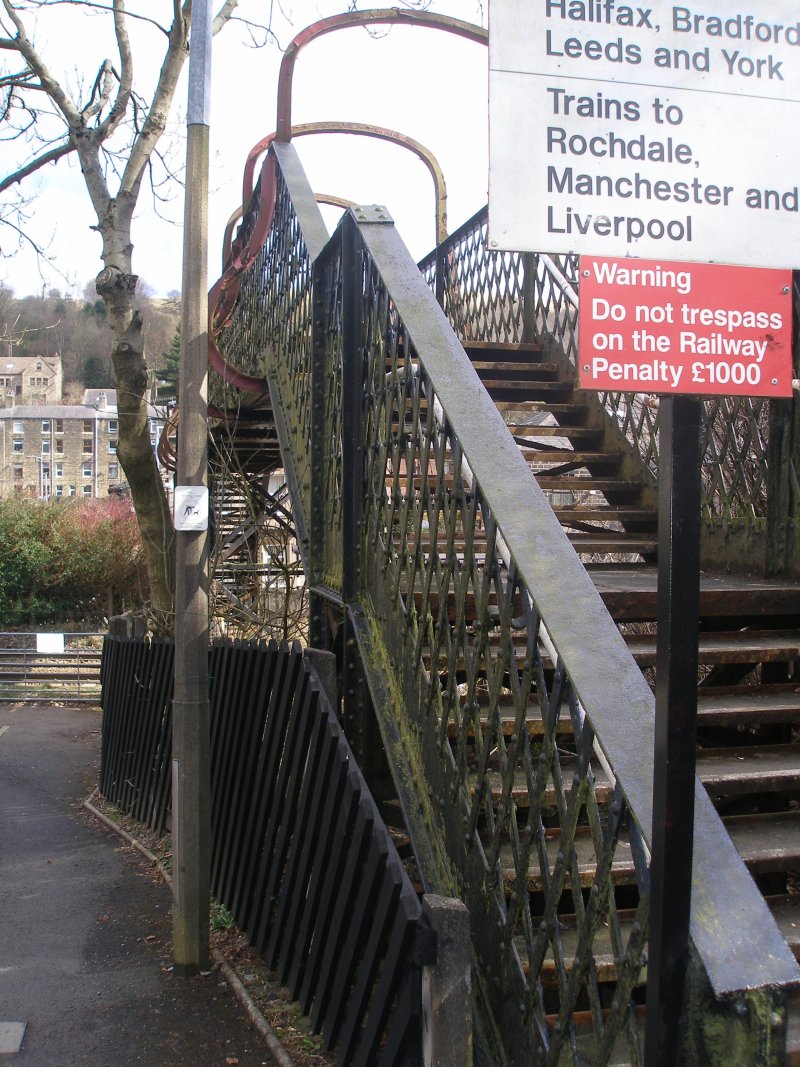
(0, 496, 147, 626)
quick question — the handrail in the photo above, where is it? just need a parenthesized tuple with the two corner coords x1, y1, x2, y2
(240, 121, 448, 247)
(352, 208, 798, 996)
(222, 191, 349, 270)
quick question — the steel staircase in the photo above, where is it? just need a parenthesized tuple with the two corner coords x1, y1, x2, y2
(210, 140, 800, 1065)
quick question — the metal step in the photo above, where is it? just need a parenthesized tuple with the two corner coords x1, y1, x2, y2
(590, 566, 800, 623)
(625, 629, 800, 668)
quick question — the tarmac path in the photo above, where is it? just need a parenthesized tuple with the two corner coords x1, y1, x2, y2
(0, 702, 271, 1067)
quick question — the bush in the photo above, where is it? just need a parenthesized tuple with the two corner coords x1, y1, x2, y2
(0, 496, 147, 626)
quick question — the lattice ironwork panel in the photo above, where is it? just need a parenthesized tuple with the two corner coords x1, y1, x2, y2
(422, 213, 526, 343)
(220, 168, 315, 522)
(424, 208, 776, 524)
(317, 243, 345, 593)
(361, 240, 649, 1066)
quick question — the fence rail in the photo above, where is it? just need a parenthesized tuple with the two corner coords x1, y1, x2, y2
(100, 635, 432, 1067)
(0, 632, 103, 703)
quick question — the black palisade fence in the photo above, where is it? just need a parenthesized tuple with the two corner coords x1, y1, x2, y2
(99, 635, 434, 1067)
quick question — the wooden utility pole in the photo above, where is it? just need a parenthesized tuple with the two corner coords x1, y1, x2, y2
(173, 0, 212, 975)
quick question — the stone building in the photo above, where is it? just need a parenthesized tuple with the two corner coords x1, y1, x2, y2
(0, 389, 162, 500)
(0, 354, 62, 406)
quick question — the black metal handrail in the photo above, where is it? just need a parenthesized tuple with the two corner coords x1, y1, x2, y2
(219, 143, 800, 1065)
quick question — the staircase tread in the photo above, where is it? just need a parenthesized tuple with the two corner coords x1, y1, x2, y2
(590, 566, 800, 620)
(697, 744, 800, 794)
(724, 810, 800, 870)
(625, 629, 800, 665)
(475, 762, 614, 805)
(513, 426, 602, 438)
(497, 828, 635, 889)
(513, 911, 645, 984)
(767, 895, 800, 957)
(697, 684, 800, 723)
(472, 361, 560, 374)
(493, 811, 800, 889)
(462, 340, 545, 353)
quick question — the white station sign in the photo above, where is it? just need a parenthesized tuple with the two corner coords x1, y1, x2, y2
(489, 0, 800, 267)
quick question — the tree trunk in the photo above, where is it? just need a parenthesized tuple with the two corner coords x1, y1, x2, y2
(96, 265, 175, 633)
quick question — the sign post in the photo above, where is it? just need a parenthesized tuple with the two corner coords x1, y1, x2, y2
(646, 394, 701, 1067)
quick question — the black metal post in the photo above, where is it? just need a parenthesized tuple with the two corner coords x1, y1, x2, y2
(341, 212, 367, 762)
(645, 394, 702, 1066)
(309, 255, 331, 652)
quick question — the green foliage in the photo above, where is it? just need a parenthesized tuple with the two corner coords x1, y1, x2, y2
(156, 325, 181, 402)
(210, 900, 235, 933)
(0, 497, 147, 626)
(83, 354, 111, 388)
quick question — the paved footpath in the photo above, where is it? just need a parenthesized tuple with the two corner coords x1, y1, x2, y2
(0, 703, 271, 1067)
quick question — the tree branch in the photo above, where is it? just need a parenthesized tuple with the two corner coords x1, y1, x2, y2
(0, 0, 81, 126)
(7, 1, 170, 36)
(118, 0, 189, 204)
(99, 0, 134, 138)
(0, 139, 73, 194)
(213, 0, 239, 35)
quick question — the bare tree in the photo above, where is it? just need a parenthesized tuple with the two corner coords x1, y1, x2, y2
(0, 0, 272, 631)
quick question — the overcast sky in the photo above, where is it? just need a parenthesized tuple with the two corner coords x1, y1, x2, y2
(1, 0, 488, 299)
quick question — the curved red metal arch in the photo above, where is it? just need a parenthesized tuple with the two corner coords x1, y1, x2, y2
(210, 10, 487, 400)
(276, 10, 488, 142)
(240, 121, 447, 246)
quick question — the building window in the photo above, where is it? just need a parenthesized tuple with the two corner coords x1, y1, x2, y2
(54, 419, 64, 434)
(12, 420, 23, 434)
(41, 441, 50, 455)
(108, 462, 119, 480)
(55, 485, 63, 497)
(82, 462, 92, 478)
(108, 439, 117, 454)
(12, 438, 23, 453)
(69, 485, 76, 497)
(108, 419, 118, 434)
(83, 420, 93, 434)
(83, 440, 93, 456)
(55, 463, 63, 479)
(13, 465, 22, 482)
(82, 485, 92, 497)
(41, 419, 50, 433)
(55, 438, 64, 455)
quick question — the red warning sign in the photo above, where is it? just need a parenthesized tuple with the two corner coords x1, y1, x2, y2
(578, 257, 793, 397)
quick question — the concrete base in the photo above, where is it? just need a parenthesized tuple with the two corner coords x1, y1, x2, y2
(0, 1021, 26, 1055)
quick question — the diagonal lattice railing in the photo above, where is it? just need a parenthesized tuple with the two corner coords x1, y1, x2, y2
(420, 211, 799, 555)
(217, 141, 798, 1066)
